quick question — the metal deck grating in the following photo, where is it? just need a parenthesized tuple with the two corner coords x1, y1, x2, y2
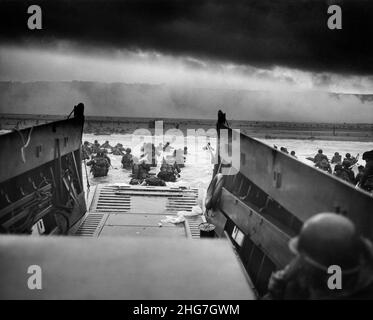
(74, 213, 107, 237)
(79, 184, 204, 239)
(185, 215, 204, 239)
(91, 185, 131, 213)
(166, 189, 199, 213)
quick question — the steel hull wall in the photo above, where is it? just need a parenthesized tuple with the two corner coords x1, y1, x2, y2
(0, 117, 84, 184)
(220, 125, 373, 240)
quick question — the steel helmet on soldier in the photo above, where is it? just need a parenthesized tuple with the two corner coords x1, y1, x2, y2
(289, 213, 361, 273)
(126, 148, 131, 153)
(362, 150, 373, 161)
(346, 153, 351, 158)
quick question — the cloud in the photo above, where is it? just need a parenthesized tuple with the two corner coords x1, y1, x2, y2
(1, 45, 373, 95)
(1, 0, 372, 75)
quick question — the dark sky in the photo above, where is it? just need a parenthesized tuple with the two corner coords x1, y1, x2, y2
(1, 0, 372, 75)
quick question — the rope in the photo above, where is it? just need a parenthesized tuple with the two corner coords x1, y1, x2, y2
(66, 108, 74, 119)
(15, 127, 33, 163)
(83, 159, 90, 199)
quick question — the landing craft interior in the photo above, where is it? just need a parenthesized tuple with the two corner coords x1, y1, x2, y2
(1, 105, 373, 299)
(0, 105, 256, 299)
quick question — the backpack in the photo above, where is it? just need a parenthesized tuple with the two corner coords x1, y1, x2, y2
(94, 157, 109, 168)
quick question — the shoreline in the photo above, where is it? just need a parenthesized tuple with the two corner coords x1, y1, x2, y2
(1, 114, 372, 142)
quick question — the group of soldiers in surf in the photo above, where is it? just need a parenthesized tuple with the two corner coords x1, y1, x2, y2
(274, 145, 297, 158)
(128, 142, 188, 186)
(309, 149, 373, 192)
(81, 139, 187, 185)
(82, 140, 113, 178)
(276, 144, 373, 193)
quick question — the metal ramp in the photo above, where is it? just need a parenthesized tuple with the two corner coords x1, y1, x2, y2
(72, 184, 204, 239)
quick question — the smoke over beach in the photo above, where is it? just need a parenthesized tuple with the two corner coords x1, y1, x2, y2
(0, 81, 372, 123)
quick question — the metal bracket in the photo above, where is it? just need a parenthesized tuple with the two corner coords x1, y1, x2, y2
(273, 171, 282, 188)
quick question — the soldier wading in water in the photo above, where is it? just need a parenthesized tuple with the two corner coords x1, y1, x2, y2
(86, 149, 111, 178)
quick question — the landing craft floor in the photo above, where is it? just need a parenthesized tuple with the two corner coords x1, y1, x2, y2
(0, 235, 256, 299)
(71, 184, 204, 239)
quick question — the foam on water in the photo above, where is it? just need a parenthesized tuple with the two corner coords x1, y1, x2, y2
(82, 133, 372, 193)
(82, 133, 215, 192)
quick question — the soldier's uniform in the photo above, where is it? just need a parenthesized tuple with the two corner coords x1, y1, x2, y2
(121, 148, 133, 169)
(101, 140, 112, 149)
(86, 152, 110, 177)
(144, 177, 166, 186)
(91, 141, 101, 154)
(343, 153, 358, 168)
(331, 152, 342, 164)
(360, 151, 373, 192)
(314, 150, 328, 165)
(157, 161, 178, 182)
(334, 165, 352, 183)
(263, 213, 373, 300)
(316, 159, 332, 173)
(112, 143, 125, 155)
(82, 142, 91, 160)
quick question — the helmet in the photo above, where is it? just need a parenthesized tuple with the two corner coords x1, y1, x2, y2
(318, 149, 323, 153)
(334, 152, 339, 156)
(126, 148, 131, 153)
(362, 150, 373, 161)
(289, 213, 361, 272)
(346, 153, 351, 158)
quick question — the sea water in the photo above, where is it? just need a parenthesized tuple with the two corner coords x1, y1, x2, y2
(82, 133, 372, 193)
